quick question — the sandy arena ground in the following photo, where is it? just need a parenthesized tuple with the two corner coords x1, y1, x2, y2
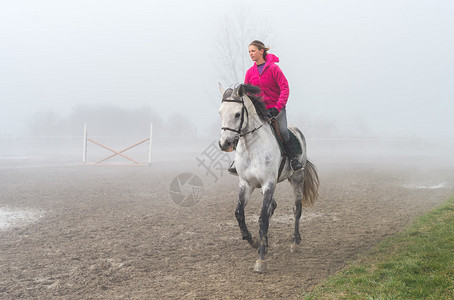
(1, 144, 453, 299)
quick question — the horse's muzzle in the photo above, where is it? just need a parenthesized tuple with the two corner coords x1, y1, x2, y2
(219, 140, 233, 152)
(219, 137, 238, 152)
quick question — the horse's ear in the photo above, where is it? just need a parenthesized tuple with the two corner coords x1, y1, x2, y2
(237, 84, 245, 97)
(219, 82, 226, 95)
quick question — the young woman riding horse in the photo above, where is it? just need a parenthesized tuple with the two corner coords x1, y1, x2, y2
(218, 83, 319, 272)
(228, 40, 303, 175)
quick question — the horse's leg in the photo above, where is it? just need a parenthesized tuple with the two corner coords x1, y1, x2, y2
(270, 198, 277, 217)
(254, 182, 276, 273)
(235, 183, 258, 249)
(289, 172, 304, 253)
(291, 198, 303, 253)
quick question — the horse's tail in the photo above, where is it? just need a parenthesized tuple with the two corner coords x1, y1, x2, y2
(288, 126, 319, 207)
(302, 160, 320, 207)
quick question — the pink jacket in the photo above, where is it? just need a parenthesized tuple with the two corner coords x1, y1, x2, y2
(244, 53, 289, 112)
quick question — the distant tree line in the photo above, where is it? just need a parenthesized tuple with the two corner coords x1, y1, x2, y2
(27, 105, 198, 137)
(288, 111, 374, 139)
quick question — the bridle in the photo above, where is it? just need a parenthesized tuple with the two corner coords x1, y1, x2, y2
(221, 98, 249, 135)
(221, 95, 269, 149)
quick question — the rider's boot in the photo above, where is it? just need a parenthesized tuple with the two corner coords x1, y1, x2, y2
(284, 139, 303, 172)
(228, 161, 238, 176)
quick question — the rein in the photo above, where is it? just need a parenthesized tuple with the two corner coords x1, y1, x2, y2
(238, 119, 268, 137)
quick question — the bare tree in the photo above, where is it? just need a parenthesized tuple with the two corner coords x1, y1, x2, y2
(213, 5, 274, 86)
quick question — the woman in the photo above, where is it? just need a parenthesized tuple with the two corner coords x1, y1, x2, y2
(228, 40, 303, 175)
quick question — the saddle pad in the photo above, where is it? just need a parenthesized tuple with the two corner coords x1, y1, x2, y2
(270, 120, 303, 156)
(287, 129, 303, 155)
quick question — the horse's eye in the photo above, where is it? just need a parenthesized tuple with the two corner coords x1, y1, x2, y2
(235, 113, 241, 119)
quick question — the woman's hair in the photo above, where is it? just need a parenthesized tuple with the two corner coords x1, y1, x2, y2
(249, 40, 270, 59)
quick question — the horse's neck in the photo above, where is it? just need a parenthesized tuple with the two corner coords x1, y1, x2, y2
(239, 115, 274, 153)
(246, 114, 264, 133)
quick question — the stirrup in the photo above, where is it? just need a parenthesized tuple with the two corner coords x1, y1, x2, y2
(228, 162, 238, 176)
(290, 158, 303, 172)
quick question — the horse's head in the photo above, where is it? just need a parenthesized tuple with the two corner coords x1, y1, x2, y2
(218, 84, 264, 152)
(218, 84, 247, 152)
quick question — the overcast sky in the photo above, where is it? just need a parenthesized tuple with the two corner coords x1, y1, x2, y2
(1, 0, 453, 138)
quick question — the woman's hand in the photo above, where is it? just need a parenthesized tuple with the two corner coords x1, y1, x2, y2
(267, 108, 279, 119)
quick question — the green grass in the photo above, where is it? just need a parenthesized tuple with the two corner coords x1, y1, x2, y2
(303, 196, 454, 300)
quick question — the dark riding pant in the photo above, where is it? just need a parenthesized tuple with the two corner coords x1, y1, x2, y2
(276, 107, 290, 142)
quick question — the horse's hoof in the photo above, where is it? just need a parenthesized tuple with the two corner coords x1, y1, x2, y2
(254, 259, 267, 273)
(248, 236, 260, 249)
(290, 243, 300, 253)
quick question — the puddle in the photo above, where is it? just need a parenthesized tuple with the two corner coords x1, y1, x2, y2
(0, 208, 44, 230)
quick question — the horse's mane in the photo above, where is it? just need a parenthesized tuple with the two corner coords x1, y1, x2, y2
(242, 84, 267, 121)
(222, 84, 267, 121)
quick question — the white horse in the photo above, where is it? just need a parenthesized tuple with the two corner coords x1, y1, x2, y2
(218, 84, 319, 272)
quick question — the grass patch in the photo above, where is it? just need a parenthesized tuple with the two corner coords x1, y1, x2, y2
(303, 196, 454, 300)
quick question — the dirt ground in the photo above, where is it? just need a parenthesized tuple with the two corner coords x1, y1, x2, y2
(1, 147, 453, 299)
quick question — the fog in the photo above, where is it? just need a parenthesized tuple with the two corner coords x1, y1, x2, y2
(2, 3, 454, 297)
(1, 0, 454, 142)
